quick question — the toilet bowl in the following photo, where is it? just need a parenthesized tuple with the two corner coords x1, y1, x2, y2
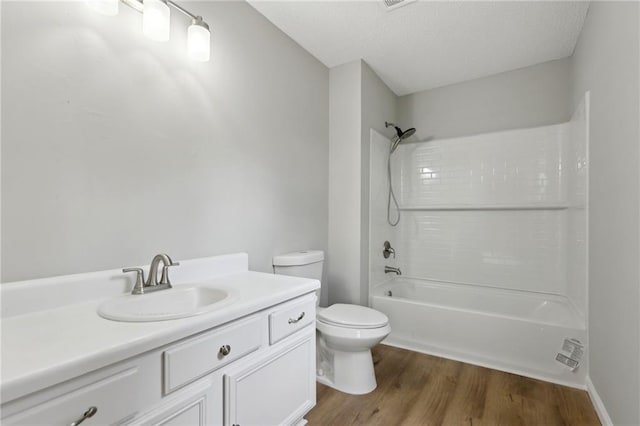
(273, 251, 391, 395)
(316, 304, 390, 394)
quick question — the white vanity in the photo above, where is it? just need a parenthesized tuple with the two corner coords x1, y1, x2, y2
(0, 253, 319, 426)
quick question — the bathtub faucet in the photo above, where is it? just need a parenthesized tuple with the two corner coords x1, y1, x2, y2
(384, 266, 402, 275)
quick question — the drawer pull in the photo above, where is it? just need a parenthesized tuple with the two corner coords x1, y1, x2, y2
(288, 312, 305, 324)
(70, 406, 97, 426)
(219, 344, 231, 356)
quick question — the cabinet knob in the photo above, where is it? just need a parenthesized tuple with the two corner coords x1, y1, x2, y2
(288, 312, 305, 324)
(70, 406, 97, 426)
(219, 344, 231, 356)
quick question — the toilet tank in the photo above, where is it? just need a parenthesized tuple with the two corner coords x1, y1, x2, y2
(272, 250, 324, 281)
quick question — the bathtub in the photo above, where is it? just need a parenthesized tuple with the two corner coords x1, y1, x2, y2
(371, 278, 587, 388)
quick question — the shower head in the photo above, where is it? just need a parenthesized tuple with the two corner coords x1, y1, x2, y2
(398, 127, 416, 140)
(385, 121, 416, 153)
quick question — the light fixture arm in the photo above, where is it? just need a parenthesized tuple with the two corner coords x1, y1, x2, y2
(120, 0, 143, 13)
(166, 0, 198, 20)
(121, 0, 203, 22)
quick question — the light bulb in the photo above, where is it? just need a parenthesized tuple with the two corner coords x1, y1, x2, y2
(143, 0, 170, 42)
(87, 0, 119, 16)
(188, 17, 210, 62)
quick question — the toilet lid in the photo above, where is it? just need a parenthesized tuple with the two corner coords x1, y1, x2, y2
(317, 304, 389, 329)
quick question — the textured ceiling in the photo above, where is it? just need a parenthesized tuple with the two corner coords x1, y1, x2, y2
(247, 1, 590, 96)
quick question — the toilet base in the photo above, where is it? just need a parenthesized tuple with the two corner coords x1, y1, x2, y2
(316, 348, 377, 395)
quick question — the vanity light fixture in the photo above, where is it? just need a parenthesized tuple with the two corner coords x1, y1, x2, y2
(188, 17, 211, 62)
(88, 0, 211, 62)
(142, 0, 170, 42)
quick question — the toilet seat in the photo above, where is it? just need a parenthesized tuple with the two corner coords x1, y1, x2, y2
(316, 319, 391, 352)
(317, 304, 389, 329)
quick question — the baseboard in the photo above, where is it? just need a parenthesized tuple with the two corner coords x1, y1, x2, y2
(586, 376, 613, 426)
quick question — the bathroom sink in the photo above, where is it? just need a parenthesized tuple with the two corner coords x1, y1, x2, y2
(98, 286, 231, 322)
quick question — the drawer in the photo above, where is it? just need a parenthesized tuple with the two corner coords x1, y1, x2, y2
(163, 316, 262, 394)
(3, 367, 140, 426)
(269, 295, 316, 344)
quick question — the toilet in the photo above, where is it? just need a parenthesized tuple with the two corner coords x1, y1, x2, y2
(273, 250, 390, 395)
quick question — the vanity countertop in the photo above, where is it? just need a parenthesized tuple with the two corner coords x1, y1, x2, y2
(0, 254, 319, 404)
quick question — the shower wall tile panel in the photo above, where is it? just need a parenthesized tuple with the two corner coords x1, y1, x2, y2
(397, 210, 566, 293)
(393, 124, 567, 207)
(567, 208, 587, 315)
(371, 119, 586, 305)
(369, 130, 398, 290)
(565, 95, 589, 318)
(567, 98, 588, 208)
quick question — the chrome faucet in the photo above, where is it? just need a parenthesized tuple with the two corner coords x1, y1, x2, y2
(384, 266, 401, 275)
(122, 254, 180, 295)
(147, 254, 175, 287)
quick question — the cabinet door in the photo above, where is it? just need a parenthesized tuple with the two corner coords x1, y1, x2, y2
(223, 329, 315, 426)
(152, 399, 205, 426)
(134, 381, 213, 426)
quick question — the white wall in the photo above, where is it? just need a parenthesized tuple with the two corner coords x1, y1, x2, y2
(570, 2, 640, 424)
(1, 1, 329, 282)
(397, 58, 571, 140)
(328, 60, 361, 305)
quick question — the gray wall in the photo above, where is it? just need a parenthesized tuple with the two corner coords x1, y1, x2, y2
(1, 1, 329, 282)
(328, 60, 361, 305)
(570, 2, 640, 424)
(327, 60, 397, 306)
(360, 62, 397, 304)
(397, 58, 571, 140)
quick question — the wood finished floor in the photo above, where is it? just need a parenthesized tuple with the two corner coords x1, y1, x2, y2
(306, 345, 600, 426)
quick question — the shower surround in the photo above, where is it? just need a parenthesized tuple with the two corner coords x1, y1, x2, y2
(369, 95, 589, 388)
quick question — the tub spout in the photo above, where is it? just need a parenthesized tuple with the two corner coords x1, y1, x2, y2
(384, 266, 401, 275)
